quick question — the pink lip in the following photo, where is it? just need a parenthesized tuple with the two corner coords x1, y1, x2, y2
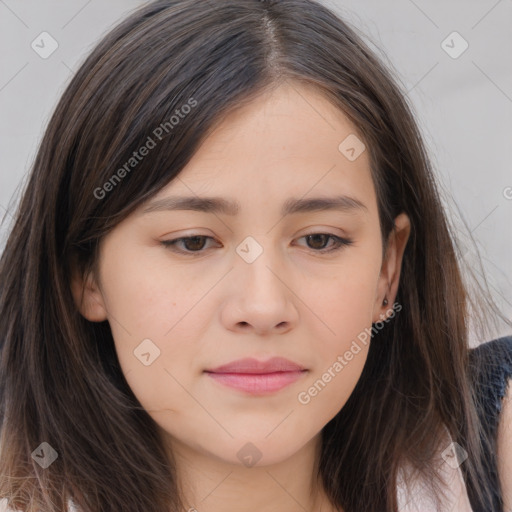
(207, 357, 306, 374)
(204, 357, 308, 395)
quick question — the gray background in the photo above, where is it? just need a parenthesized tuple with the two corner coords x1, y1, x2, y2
(1, 0, 511, 345)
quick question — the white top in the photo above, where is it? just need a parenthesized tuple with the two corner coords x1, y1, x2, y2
(396, 425, 474, 511)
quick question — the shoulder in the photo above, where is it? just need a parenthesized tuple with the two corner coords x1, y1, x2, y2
(497, 374, 512, 511)
(469, 334, 512, 369)
(469, 334, 512, 373)
(396, 424, 473, 511)
(396, 335, 512, 512)
(468, 334, 512, 425)
(469, 334, 512, 510)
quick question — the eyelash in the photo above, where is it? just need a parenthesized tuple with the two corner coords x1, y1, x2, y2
(160, 233, 353, 256)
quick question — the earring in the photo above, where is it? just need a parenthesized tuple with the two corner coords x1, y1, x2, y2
(382, 298, 388, 306)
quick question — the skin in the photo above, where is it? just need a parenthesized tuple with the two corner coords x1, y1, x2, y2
(72, 81, 411, 512)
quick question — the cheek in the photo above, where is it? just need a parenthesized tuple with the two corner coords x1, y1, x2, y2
(293, 301, 372, 428)
(295, 249, 381, 417)
(98, 244, 211, 398)
(307, 247, 381, 349)
(296, 343, 369, 428)
(100, 234, 210, 337)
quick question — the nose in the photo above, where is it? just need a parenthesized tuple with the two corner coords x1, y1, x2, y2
(220, 247, 299, 336)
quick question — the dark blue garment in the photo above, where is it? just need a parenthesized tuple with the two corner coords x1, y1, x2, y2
(465, 335, 512, 512)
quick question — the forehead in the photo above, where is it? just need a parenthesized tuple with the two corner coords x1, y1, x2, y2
(143, 81, 377, 217)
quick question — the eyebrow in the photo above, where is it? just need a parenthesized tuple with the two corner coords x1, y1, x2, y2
(142, 194, 368, 217)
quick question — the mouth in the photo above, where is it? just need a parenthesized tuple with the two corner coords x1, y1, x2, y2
(204, 357, 308, 395)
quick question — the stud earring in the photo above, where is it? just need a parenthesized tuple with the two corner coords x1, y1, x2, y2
(382, 298, 388, 306)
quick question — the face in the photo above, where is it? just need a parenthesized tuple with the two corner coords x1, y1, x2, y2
(73, 81, 410, 468)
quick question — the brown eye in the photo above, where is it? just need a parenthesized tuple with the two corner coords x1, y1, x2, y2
(160, 233, 353, 256)
(297, 233, 353, 253)
(180, 236, 207, 251)
(161, 235, 218, 254)
(305, 234, 331, 250)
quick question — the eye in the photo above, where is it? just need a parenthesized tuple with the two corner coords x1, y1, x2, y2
(295, 233, 353, 253)
(160, 233, 353, 256)
(160, 235, 218, 254)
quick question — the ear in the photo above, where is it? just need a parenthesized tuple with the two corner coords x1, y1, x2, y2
(70, 262, 108, 322)
(372, 212, 411, 322)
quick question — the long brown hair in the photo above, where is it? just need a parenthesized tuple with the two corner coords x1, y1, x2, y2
(0, 1, 509, 511)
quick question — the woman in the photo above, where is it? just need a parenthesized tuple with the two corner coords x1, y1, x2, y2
(1, 0, 511, 510)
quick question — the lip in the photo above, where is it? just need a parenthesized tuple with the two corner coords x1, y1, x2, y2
(206, 357, 306, 374)
(204, 357, 308, 395)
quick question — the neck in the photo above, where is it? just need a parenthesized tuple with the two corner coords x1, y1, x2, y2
(163, 433, 339, 512)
